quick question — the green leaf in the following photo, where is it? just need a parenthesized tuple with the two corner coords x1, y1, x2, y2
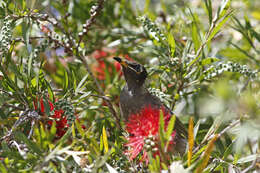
(72, 70, 77, 91)
(208, 13, 231, 42)
(200, 57, 219, 66)
(31, 77, 37, 87)
(236, 154, 260, 164)
(27, 54, 33, 78)
(165, 115, 176, 141)
(222, 142, 234, 160)
(14, 132, 42, 155)
(47, 82, 54, 102)
(75, 120, 84, 137)
(159, 110, 165, 149)
(21, 19, 30, 47)
(100, 133, 103, 152)
(42, 97, 51, 116)
(218, 0, 231, 19)
(191, 22, 200, 53)
(193, 120, 201, 140)
(204, 0, 213, 24)
(165, 115, 176, 151)
(0, 162, 7, 173)
(63, 70, 69, 91)
(167, 32, 175, 57)
(49, 121, 57, 141)
(56, 127, 72, 147)
(102, 126, 109, 153)
(79, 91, 92, 100)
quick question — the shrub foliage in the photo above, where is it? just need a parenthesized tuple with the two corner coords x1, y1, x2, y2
(0, 0, 259, 172)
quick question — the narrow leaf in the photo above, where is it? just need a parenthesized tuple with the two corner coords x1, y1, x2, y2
(106, 163, 118, 173)
(237, 154, 260, 164)
(49, 121, 57, 141)
(27, 54, 33, 77)
(208, 14, 231, 42)
(188, 117, 194, 167)
(75, 120, 84, 137)
(168, 32, 175, 57)
(165, 115, 176, 151)
(159, 109, 165, 149)
(102, 126, 109, 153)
(14, 132, 42, 155)
(47, 82, 54, 102)
(0, 162, 7, 173)
(195, 134, 218, 173)
(63, 70, 69, 91)
(191, 22, 200, 53)
(75, 74, 89, 94)
(56, 128, 72, 147)
(200, 57, 219, 66)
(205, 0, 213, 24)
(166, 115, 176, 140)
(219, 0, 231, 18)
(100, 133, 103, 152)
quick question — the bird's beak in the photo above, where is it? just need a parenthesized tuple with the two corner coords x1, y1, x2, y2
(113, 57, 128, 68)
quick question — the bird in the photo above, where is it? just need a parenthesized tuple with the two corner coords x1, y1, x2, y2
(114, 57, 187, 156)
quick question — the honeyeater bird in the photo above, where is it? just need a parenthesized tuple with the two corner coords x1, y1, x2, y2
(114, 57, 187, 155)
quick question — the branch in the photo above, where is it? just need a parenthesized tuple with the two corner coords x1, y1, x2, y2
(77, 0, 105, 49)
(241, 156, 258, 173)
(77, 54, 122, 129)
(186, 10, 233, 72)
(194, 119, 240, 153)
(0, 110, 40, 143)
(74, 0, 122, 129)
(8, 0, 121, 129)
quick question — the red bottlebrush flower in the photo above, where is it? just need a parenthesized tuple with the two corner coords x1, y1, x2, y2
(125, 106, 176, 163)
(95, 61, 106, 80)
(35, 98, 70, 138)
(91, 49, 124, 80)
(93, 50, 108, 60)
(40, 98, 54, 113)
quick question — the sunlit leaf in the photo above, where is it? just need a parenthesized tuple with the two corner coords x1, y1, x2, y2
(102, 126, 109, 153)
(188, 117, 194, 167)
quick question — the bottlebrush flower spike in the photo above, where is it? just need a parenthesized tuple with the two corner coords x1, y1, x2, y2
(125, 106, 176, 163)
(91, 49, 124, 80)
(35, 98, 70, 138)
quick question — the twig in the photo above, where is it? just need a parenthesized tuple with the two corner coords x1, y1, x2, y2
(1, 103, 24, 111)
(7, 0, 121, 130)
(217, 119, 240, 138)
(44, 1, 121, 129)
(187, 10, 233, 71)
(73, 0, 121, 129)
(13, 36, 47, 43)
(77, 54, 122, 130)
(0, 110, 40, 143)
(76, 0, 105, 50)
(0, 88, 13, 97)
(241, 157, 258, 173)
(194, 119, 240, 153)
(90, 94, 111, 102)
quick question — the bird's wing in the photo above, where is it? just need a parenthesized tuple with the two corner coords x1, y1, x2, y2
(149, 93, 188, 139)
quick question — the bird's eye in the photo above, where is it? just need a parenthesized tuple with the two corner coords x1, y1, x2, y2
(135, 65, 142, 72)
(130, 64, 142, 73)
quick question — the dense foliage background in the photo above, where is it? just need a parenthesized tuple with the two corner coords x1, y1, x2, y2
(0, 0, 259, 172)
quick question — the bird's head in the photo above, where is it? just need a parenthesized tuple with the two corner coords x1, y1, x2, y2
(113, 57, 148, 88)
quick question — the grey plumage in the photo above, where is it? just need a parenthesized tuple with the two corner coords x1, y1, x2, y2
(114, 57, 187, 155)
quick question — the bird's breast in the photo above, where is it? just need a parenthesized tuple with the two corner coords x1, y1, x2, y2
(119, 86, 161, 120)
